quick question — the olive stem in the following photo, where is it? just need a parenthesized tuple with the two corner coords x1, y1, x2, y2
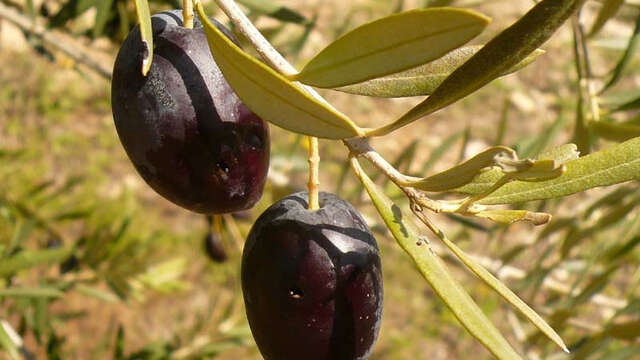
(212, 214, 223, 235)
(307, 136, 320, 210)
(183, 0, 194, 29)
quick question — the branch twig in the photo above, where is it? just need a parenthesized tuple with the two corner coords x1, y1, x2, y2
(0, 2, 112, 79)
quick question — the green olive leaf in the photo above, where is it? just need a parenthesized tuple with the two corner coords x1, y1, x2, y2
(0, 287, 63, 298)
(475, 210, 552, 226)
(337, 47, 544, 98)
(350, 157, 523, 360)
(133, 0, 153, 76)
(195, 3, 363, 139)
(402, 146, 516, 192)
(291, 8, 490, 88)
(457, 137, 640, 204)
(0, 247, 73, 278)
(369, 0, 586, 137)
(589, 0, 624, 37)
(590, 120, 640, 142)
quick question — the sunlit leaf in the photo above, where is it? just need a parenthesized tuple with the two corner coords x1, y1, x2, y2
(337, 47, 543, 98)
(589, 0, 624, 37)
(292, 8, 490, 88)
(368, 0, 586, 136)
(350, 157, 522, 360)
(456, 138, 640, 204)
(195, 3, 363, 139)
(403, 146, 515, 191)
(134, 0, 153, 76)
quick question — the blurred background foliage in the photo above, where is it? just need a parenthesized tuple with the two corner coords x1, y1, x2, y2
(0, 0, 639, 359)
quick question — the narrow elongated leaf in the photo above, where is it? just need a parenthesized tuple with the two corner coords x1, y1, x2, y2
(195, 3, 363, 139)
(93, 0, 114, 38)
(589, 0, 624, 37)
(433, 224, 567, 351)
(292, 8, 490, 88)
(601, 14, 640, 92)
(75, 285, 120, 303)
(590, 120, 640, 142)
(369, 0, 586, 136)
(0, 321, 19, 360)
(350, 158, 522, 360)
(237, 0, 308, 24)
(134, 0, 153, 76)
(0, 247, 72, 278)
(0, 287, 63, 298)
(403, 146, 515, 191)
(460, 137, 640, 204)
(337, 47, 544, 98)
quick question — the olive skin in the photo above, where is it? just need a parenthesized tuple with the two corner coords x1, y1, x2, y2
(111, 10, 270, 214)
(242, 192, 383, 360)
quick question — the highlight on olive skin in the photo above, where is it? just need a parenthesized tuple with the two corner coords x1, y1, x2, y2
(111, 10, 270, 214)
(242, 192, 383, 360)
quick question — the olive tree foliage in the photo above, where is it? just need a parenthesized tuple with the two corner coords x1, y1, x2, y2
(0, 0, 639, 359)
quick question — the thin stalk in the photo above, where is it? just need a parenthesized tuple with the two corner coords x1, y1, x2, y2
(307, 136, 320, 210)
(183, 0, 194, 29)
(213, 214, 223, 235)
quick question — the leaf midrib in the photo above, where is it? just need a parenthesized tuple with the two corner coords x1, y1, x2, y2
(300, 20, 484, 78)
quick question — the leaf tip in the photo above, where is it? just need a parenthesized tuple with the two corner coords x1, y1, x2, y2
(140, 40, 152, 76)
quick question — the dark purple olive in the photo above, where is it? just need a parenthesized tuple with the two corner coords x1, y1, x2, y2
(111, 10, 270, 214)
(242, 192, 383, 360)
